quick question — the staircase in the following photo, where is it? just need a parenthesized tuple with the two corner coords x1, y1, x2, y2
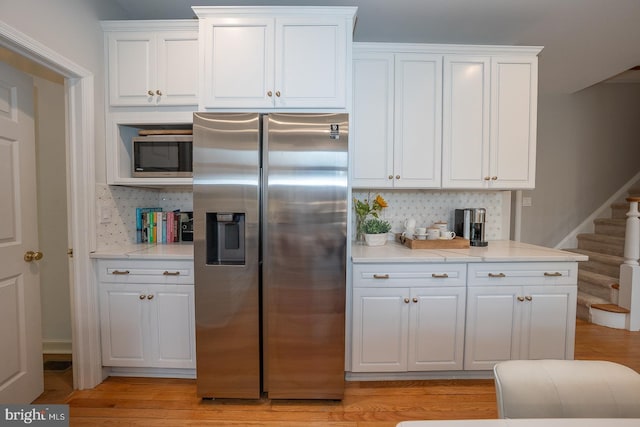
(566, 186, 640, 323)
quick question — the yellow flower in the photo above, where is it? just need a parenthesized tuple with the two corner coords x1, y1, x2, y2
(375, 195, 388, 209)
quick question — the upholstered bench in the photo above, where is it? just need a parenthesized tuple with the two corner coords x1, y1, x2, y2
(493, 360, 640, 419)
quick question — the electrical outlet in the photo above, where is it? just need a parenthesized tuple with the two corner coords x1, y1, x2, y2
(522, 197, 532, 207)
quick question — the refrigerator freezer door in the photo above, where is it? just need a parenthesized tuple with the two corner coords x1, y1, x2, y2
(193, 112, 261, 399)
(263, 113, 348, 399)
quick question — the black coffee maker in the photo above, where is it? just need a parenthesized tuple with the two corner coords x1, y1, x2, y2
(454, 208, 488, 247)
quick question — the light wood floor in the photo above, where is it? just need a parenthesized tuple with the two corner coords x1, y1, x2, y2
(36, 319, 640, 426)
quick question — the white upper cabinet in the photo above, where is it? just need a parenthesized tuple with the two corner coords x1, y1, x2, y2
(353, 43, 541, 190)
(352, 47, 442, 188)
(103, 21, 199, 107)
(194, 7, 356, 110)
(442, 53, 539, 189)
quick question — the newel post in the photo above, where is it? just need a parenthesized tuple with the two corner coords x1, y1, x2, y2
(623, 198, 640, 265)
(620, 197, 640, 330)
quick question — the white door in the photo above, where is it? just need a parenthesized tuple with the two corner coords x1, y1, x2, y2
(106, 32, 156, 106)
(409, 287, 465, 371)
(201, 17, 275, 109)
(489, 56, 538, 189)
(351, 287, 409, 372)
(351, 52, 395, 188)
(393, 53, 442, 188)
(275, 17, 346, 108)
(0, 61, 43, 403)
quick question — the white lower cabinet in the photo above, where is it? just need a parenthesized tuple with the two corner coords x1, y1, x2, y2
(464, 262, 578, 370)
(351, 260, 578, 375)
(351, 263, 466, 372)
(98, 260, 196, 370)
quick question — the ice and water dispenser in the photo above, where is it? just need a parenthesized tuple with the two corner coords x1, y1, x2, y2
(206, 213, 245, 265)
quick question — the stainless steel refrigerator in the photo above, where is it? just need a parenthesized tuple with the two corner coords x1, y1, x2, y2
(193, 112, 348, 400)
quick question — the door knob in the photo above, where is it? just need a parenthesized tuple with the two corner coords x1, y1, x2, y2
(24, 251, 43, 262)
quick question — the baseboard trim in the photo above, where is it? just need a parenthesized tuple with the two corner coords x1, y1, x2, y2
(42, 340, 72, 355)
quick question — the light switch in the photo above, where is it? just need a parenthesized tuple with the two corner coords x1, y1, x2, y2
(99, 206, 112, 223)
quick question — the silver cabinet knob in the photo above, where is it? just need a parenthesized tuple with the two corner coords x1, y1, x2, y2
(267, 91, 273, 97)
(147, 294, 154, 300)
(404, 298, 410, 304)
(275, 91, 281, 97)
(388, 175, 393, 180)
(412, 297, 418, 303)
(491, 176, 498, 180)
(525, 296, 532, 301)
(147, 90, 154, 96)
(396, 175, 400, 179)
(517, 296, 525, 302)
(139, 294, 146, 300)
(156, 89, 162, 96)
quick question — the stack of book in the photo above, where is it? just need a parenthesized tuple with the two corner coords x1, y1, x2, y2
(135, 208, 188, 244)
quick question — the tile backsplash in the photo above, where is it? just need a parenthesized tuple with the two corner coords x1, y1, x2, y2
(96, 184, 193, 250)
(352, 190, 507, 240)
(96, 185, 508, 249)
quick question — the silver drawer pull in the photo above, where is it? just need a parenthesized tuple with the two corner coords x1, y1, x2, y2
(111, 270, 130, 275)
(163, 271, 181, 276)
(432, 273, 449, 278)
(373, 274, 390, 279)
(544, 272, 562, 277)
(488, 273, 506, 278)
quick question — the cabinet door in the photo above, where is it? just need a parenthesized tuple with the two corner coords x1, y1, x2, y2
(150, 285, 196, 368)
(442, 56, 490, 189)
(464, 286, 519, 370)
(393, 54, 442, 188)
(275, 17, 347, 108)
(352, 288, 409, 372)
(489, 56, 538, 189)
(351, 53, 394, 188)
(520, 285, 576, 360)
(408, 287, 465, 371)
(99, 284, 148, 366)
(201, 17, 275, 109)
(156, 31, 199, 105)
(107, 32, 156, 106)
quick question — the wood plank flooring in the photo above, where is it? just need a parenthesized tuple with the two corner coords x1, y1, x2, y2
(36, 319, 640, 426)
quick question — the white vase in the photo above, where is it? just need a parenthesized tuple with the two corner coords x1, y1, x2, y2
(364, 233, 387, 246)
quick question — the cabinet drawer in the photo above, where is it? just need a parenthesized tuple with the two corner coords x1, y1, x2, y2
(353, 263, 466, 287)
(98, 260, 194, 284)
(467, 262, 578, 286)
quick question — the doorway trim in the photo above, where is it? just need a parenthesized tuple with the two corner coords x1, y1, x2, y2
(0, 21, 102, 389)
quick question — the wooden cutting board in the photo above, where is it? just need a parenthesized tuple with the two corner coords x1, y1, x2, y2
(395, 233, 470, 249)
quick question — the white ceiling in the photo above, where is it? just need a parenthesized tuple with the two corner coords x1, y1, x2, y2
(108, 0, 640, 93)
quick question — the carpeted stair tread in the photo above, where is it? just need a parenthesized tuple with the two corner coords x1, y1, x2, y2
(565, 248, 622, 278)
(611, 202, 631, 219)
(576, 291, 610, 321)
(577, 290, 609, 307)
(576, 233, 625, 257)
(566, 248, 623, 266)
(578, 269, 618, 288)
(594, 218, 627, 237)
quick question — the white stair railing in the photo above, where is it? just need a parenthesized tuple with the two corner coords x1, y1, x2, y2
(619, 197, 640, 330)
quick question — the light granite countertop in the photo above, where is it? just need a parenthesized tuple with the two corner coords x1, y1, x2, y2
(90, 240, 587, 263)
(90, 243, 193, 260)
(351, 240, 588, 263)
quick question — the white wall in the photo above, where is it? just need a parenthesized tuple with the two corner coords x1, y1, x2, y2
(0, 0, 127, 184)
(34, 76, 72, 353)
(520, 83, 640, 247)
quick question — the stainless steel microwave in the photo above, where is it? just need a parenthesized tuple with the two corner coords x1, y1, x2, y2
(132, 135, 193, 177)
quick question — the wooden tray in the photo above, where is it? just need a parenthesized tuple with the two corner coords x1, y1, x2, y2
(395, 233, 470, 249)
